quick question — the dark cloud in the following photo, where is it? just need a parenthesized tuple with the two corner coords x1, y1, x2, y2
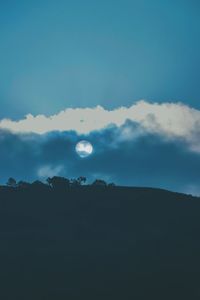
(0, 123, 199, 195)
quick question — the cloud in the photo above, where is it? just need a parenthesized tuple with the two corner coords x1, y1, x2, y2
(0, 100, 199, 144)
(37, 165, 64, 179)
(1, 100, 200, 153)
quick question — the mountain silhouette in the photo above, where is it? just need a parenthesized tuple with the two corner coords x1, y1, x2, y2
(0, 183, 199, 299)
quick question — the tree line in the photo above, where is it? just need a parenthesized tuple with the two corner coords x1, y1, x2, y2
(5, 176, 116, 190)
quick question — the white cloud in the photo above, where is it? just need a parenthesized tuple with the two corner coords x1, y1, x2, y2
(0, 100, 200, 151)
(37, 165, 63, 179)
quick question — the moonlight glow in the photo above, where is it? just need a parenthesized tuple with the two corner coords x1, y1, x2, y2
(75, 140, 93, 158)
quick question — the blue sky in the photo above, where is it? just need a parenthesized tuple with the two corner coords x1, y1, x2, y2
(0, 0, 200, 119)
(0, 0, 200, 194)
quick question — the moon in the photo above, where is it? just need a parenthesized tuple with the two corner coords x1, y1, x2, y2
(75, 140, 93, 158)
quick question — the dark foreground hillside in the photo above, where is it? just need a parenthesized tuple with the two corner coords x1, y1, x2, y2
(0, 186, 200, 299)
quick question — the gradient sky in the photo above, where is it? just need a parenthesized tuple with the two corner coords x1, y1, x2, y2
(0, 0, 200, 119)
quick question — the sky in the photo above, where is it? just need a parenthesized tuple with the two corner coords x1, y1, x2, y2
(0, 0, 200, 194)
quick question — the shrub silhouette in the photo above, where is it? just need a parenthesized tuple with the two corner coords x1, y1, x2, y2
(47, 176, 70, 190)
(31, 180, 50, 191)
(92, 179, 107, 187)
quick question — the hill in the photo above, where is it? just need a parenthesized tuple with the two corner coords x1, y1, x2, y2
(0, 185, 199, 299)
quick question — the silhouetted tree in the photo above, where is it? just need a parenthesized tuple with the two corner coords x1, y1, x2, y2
(31, 180, 50, 191)
(47, 176, 70, 190)
(32, 180, 47, 187)
(92, 179, 107, 187)
(32, 180, 44, 185)
(7, 177, 17, 188)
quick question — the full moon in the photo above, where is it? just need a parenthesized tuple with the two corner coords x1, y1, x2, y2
(75, 140, 93, 158)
